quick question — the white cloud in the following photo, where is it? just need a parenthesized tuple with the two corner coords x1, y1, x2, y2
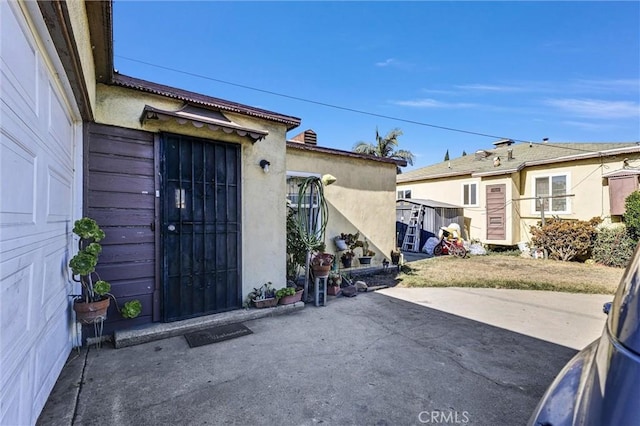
(375, 58, 396, 67)
(454, 84, 527, 93)
(572, 79, 640, 94)
(544, 98, 640, 119)
(392, 98, 477, 109)
(561, 120, 616, 131)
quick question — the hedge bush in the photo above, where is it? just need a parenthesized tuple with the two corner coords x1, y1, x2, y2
(593, 226, 636, 268)
(530, 217, 601, 261)
(624, 191, 640, 241)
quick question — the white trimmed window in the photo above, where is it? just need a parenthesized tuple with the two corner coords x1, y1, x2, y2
(462, 183, 478, 206)
(533, 174, 570, 214)
(397, 189, 412, 199)
(287, 172, 321, 208)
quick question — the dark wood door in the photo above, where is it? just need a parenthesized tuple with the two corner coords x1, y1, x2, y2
(161, 134, 241, 321)
(486, 184, 506, 240)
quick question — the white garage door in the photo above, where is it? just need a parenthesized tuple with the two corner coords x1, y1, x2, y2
(1, 2, 80, 424)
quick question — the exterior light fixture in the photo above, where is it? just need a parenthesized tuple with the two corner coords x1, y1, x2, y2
(259, 159, 270, 173)
(321, 174, 336, 186)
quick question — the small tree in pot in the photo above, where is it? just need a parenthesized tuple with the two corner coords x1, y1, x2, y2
(69, 218, 141, 323)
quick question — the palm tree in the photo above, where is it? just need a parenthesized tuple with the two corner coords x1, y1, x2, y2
(353, 128, 415, 174)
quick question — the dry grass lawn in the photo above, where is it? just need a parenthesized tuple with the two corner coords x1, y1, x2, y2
(396, 254, 625, 294)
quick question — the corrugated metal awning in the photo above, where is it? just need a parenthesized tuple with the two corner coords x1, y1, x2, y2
(396, 198, 463, 209)
(602, 168, 640, 179)
(140, 104, 269, 143)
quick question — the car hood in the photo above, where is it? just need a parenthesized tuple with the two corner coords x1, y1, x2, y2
(607, 243, 640, 356)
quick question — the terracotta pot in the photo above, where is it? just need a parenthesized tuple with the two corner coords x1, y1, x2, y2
(253, 297, 278, 309)
(73, 298, 110, 324)
(312, 264, 331, 277)
(278, 290, 303, 305)
(327, 286, 341, 296)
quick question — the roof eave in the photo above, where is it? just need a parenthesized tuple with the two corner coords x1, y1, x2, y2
(287, 141, 406, 166)
(111, 74, 302, 130)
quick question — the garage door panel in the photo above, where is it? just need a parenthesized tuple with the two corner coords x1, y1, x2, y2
(1, 2, 38, 116)
(1, 359, 30, 426)
(1, 127, 37, 226)
(47, 166, 73, 221)
(33, 309, 72, 412)
(41, 245, 70, 321)
(47, 82, 74, 166)
(0, 256, 35, 380)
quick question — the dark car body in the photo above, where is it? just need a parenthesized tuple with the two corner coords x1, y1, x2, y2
(529, 244, 640, 426)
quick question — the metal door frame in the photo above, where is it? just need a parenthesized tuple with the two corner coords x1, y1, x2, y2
(158, 133, 242, 321)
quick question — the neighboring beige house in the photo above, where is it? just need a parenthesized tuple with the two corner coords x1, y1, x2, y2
(286, 130, 405, 266)
(397, 139, 640, 247)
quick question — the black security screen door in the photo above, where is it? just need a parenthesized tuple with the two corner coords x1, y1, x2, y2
(161, 134, 241, 321)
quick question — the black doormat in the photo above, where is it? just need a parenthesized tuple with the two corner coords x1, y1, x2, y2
(184, 323, 253, 348)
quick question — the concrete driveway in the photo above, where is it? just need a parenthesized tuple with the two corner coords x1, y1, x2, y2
(38, 288, 608, 426)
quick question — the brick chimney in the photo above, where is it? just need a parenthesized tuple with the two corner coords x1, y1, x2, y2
(291, 129, 317, 145)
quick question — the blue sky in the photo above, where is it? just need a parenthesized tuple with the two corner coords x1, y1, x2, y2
(113, 1, 640, 170)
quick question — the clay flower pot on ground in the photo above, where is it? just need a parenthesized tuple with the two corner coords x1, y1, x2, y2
(327, 286, 341, 296)
(276, 287, 303, 305)
(253, 298, 278, 308)
(245, 282, 278, 308)
(327, 271, 343, 296)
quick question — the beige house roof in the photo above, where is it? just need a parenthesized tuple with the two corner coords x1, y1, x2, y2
(397, 141, 640, 183)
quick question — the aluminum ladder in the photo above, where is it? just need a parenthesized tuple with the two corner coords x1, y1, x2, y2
(401, 205, 423, 252)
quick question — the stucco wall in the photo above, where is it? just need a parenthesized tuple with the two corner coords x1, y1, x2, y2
(519, 155, 640, 238)
(286, 146, 398, 265)
(95, 84, 288, 298)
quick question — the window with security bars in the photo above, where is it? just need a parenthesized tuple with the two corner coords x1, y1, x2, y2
(287, 175, 322, 233)
(287, 176, 320, 209)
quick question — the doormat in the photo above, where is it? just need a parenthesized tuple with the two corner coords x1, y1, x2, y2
(184, 323, 253, 348)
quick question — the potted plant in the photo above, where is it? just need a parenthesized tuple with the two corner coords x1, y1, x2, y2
(340, 250, 355, 268)
(276, 287, 303, 305)
(390, 249, 401, 266)
(357, 238, 375, 265)
(69, 217, 142, 324)
(327, 271, 342, 296)
(311, 252, 334, 277)
(244, 282, 278, 308)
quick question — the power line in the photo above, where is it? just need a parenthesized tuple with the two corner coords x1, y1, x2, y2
(115, 55, 640, 155)
(115, 55, 519, 140)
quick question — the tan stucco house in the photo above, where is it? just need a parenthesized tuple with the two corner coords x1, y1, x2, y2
(397, 139, 640, 247)
(287, 130, 405, 266)
(1, 2, 401, 423)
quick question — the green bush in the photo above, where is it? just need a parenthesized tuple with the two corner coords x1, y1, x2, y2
(624, 191, 640, 241)
(530, 217, 601, 261)
(593, 226, 636, 268)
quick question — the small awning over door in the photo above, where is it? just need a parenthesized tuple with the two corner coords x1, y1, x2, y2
(140, 104, 269, 142)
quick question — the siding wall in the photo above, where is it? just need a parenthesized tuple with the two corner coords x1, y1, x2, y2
(86, 123, 156, 331)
